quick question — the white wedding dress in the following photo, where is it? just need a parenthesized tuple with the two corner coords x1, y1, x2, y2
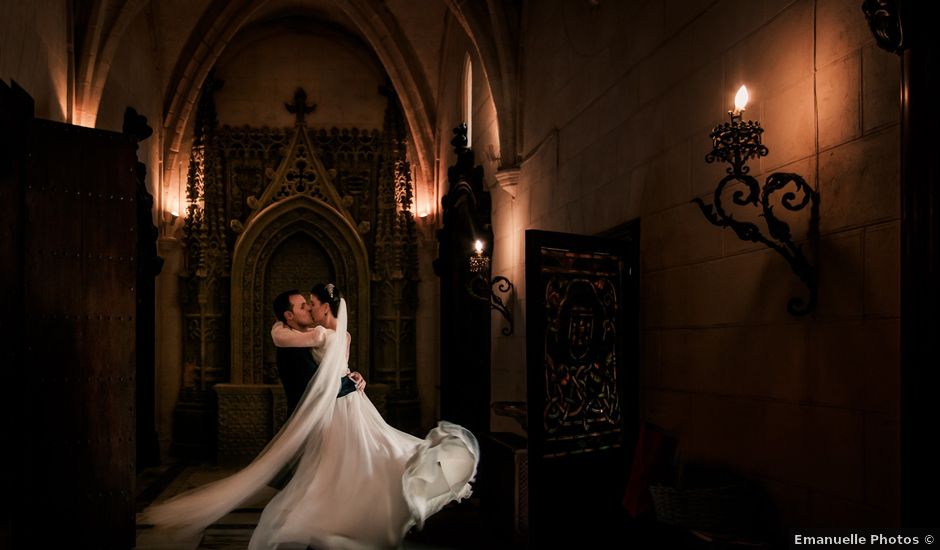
(142, 299, 479, 549)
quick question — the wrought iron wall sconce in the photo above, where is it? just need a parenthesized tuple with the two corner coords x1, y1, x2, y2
(467, 239, 515, 335)
(693, 85, 820, 316)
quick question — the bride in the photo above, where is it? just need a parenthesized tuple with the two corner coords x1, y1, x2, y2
(142, 283, 479, 549)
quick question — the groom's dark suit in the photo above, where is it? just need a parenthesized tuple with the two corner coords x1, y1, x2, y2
(275, 346, 358, 416)
(276, 347, 319, 416)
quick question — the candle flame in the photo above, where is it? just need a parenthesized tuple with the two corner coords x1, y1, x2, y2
(474, 240, 484, 254)
(418, 210, 429, 218)
(734, 85, 749, 112)
(170, 210, 179, 218)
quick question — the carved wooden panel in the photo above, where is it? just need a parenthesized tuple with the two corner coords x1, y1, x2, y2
(524, 228, 638, 543)
(539, 248, 624, 456)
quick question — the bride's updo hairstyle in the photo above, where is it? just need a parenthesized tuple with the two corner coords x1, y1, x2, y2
(310, 282, 342, 317)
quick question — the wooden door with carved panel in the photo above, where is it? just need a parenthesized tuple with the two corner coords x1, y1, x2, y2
(525, 228, 638, 542)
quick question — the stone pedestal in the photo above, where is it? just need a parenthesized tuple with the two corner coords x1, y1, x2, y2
(214, 384, 287, 466)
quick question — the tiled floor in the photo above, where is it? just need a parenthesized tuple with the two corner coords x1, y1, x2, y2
(134, 461, 516, 550)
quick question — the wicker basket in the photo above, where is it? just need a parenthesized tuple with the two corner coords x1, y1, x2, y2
(649, 483, 749, 533)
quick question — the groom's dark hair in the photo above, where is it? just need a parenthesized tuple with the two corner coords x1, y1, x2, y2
(273, 289, 302, 323)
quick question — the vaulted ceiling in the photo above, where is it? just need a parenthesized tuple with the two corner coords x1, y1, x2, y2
(73, 0, 521, 183)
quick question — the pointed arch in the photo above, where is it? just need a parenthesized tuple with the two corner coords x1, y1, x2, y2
(445, 0, 520, 168)
(230, 195, 370, 384)
(74, 0, 149, 127)
(462, 53, 473, 147)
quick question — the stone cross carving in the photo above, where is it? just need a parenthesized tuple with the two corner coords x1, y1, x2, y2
(285, 87, 316, 126)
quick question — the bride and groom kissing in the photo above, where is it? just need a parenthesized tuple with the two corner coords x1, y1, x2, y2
(144, 281, 480, 549)
(271, 282, 365, 416)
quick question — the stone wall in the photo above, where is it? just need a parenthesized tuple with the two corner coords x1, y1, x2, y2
(491, 0, 901, 527)
(0, 0, 69, 121)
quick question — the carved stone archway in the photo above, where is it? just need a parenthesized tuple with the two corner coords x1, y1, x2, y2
(230, 194, 371, 384)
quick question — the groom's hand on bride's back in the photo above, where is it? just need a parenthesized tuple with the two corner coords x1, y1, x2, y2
(348, 371, 366, 392)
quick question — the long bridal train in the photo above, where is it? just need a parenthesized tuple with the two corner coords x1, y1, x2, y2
(142, 299, 479, 549)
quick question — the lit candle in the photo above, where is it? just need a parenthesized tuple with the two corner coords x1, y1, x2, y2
(733, 85, 749, 117)
(469, 239, 490, 274)
(418, 210, 429, 219)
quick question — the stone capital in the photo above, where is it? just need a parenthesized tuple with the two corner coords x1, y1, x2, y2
(494, 167, 520, 198)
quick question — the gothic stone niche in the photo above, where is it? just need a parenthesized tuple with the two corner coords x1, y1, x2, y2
(231, 197, 370, 384)
(179, 83, 416, 460)
(219, 196, 370, 463)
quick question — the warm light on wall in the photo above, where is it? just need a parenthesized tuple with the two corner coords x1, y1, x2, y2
(694, 83, 820, 315)
(413, 192, 436, 239)
(178, 160, 183, 211)
(413, 204, 434, 241)
(162, 195, 181, 233)
(161, 160, 188, 234)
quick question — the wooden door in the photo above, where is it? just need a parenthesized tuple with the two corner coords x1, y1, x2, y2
(525, 228, 639, 543)
(3, 81, 140, 549)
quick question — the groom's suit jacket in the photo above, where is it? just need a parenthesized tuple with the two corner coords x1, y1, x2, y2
(275, 346, 357, 417)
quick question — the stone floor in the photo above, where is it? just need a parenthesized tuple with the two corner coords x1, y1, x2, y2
(134, 460, 763, 549)
(134, 460, 522, 550)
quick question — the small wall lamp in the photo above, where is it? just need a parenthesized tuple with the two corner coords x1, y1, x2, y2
(467, 239, 514, 335)
(163, 207, 180, 235)
(693, 85, 820, 316)
(413, 208, 434, 240)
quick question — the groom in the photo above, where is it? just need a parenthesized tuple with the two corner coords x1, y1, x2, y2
(271, 289, 364, 416)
